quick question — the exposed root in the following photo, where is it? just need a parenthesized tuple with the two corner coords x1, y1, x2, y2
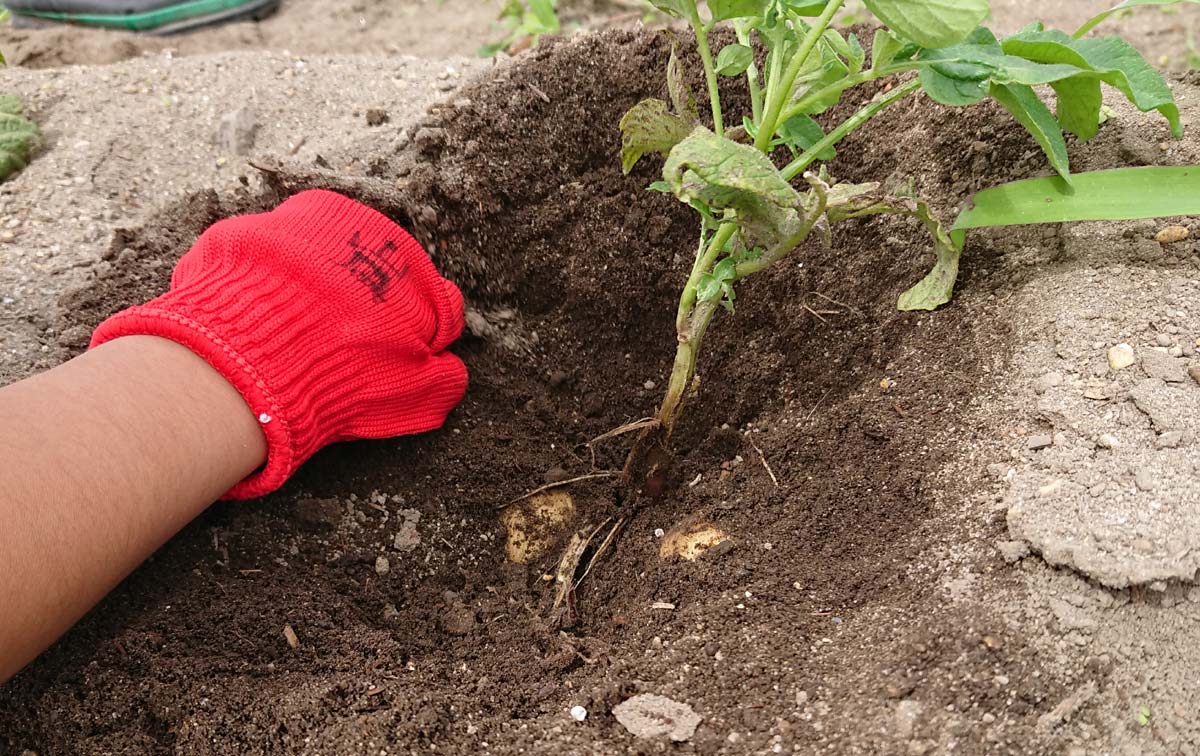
(746, 434, 779, 488)
(587, 417, 659, 447)
(504, 472, 619, 508)
(550, 518, 611, 628)
(549, 515, 628, 629)
(575, 516, 627, 588)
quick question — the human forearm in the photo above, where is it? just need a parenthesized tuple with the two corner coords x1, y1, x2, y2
(0, 336, 266, 683)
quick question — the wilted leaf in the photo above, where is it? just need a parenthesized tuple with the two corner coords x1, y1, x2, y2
(862, 0, 989, 49)
(716, 43, 754, 76)
(664, 126, 803, 243)
(620, 98, 694, 174)
(895, 198, 960, 311)
(0, 95, 40, 182)
(667, 43, 698, 120)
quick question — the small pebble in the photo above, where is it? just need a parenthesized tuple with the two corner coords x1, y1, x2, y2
(1097, 433, 1121, 449)
(375, 556, 390, 575)
(644, 380, 656, 390)
(1033, 372, 1063, 394)
(570, 705, 588, 722)
(1155, 431, 1183, 449)
(1025, 434, 1053, 451)
(1107, 344, 1136, 370)
(1135, 470, 1156, 492)
(1190, 366, 1200, 386)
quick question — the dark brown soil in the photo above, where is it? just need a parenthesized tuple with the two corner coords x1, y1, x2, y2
(0, 29, 1112, 755)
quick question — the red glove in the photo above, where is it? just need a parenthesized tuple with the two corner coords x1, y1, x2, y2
(90, 189, 468, 500)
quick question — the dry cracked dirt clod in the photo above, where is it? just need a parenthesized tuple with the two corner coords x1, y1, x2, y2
(612, 693, 702, 742)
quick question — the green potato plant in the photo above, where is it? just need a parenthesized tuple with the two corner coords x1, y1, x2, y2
(1, 11, 42, 183)
(618, 0, 1200, 485)
(479, 0, 562, 57)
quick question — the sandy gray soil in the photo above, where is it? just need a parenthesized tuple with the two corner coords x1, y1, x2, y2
(2, 1, 1200, 754)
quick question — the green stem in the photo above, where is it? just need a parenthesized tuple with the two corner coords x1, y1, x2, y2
(687, 1, 724, 137)
(781, 77, 921, 181)
(754, 0, 845, 152)
(736, 21, 763, 123)
(677, 221, 737, 332)
(734, 178, 829, 278)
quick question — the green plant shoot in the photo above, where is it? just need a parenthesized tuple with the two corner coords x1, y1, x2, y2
(479, 0, 561, 57)
(618, 0, 1193, 478)
(0, 94, 40, 182)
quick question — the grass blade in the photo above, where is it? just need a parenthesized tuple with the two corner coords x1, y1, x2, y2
(900, 166, 1200, 311)
(951, 165, 1200, 248)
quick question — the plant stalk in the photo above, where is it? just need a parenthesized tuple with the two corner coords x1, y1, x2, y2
(781, 77, 921, 181)
(736, 21, 764, 123)
(687, 1, 724, 137)
(658, 300, 719, 432)
(754, 0, 845, 152)
(676, 221, 737, 332)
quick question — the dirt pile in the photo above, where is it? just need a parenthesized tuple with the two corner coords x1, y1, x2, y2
(3, 27, 1198, 755)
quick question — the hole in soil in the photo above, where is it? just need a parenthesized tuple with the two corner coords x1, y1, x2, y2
(19, 28, 1073, 754)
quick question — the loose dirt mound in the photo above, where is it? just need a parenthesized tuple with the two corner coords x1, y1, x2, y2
(5, 28, 1195, 755)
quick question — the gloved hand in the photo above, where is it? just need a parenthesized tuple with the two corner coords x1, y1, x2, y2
(90, 189, 468, 499)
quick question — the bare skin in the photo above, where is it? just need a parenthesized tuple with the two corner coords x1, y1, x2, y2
(0, 335, 267, 683)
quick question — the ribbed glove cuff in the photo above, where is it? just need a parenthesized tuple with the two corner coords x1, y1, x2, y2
(90, 190, 468, 500)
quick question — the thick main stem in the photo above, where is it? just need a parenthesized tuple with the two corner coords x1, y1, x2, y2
(657, 301, 719, 432)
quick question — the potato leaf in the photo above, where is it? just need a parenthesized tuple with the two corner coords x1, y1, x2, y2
(708, 0, 771, 22)
(862, 0, 989, 49)
(0, 94, 40, 182)
(1001, 29, 1181, 138)
(647, 0, 690, 18)
(988, 82, 1072, 183)
(664, 126, 803, 243)
(871, 29, 909, 71)
(620, 99, 694, 174)
(716, 43, 754, 76)
(895, 197, 960, 311)
(778, 114, 835, 160)
(780, 0, 832, 15)
(917, 27, 1092, 101)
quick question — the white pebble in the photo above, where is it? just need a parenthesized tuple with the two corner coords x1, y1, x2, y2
(1107, 344, 1136, 370)
(570, 705, 588, 722)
